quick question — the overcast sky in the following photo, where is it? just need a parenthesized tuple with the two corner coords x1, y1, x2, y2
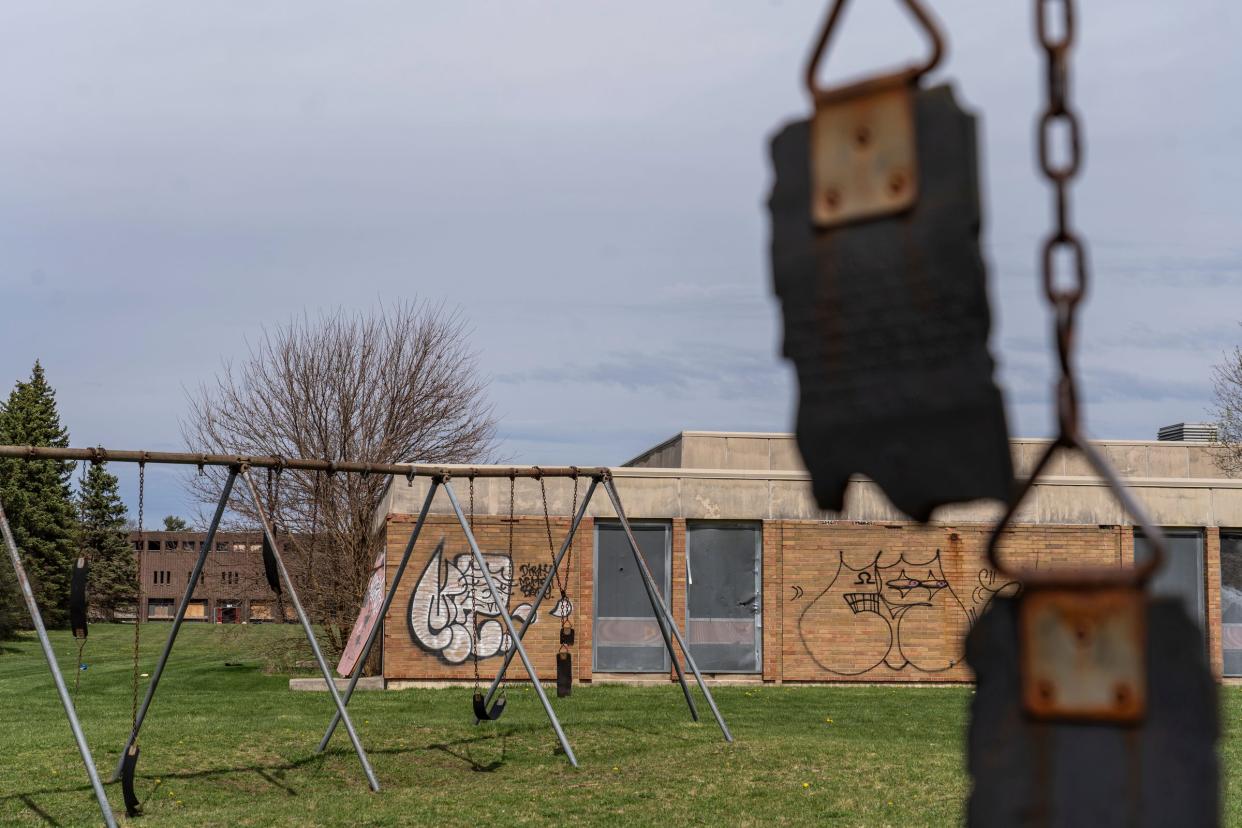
(1, 2, 1239, 520)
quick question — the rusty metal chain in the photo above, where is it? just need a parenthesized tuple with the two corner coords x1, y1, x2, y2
(535, 470, 567, 597)
(130, 461, 145, 732)
(565, 472, 578, 599)
(466, 475, 481, 687)
(507, 472, 515, 557)
(272, 461, 283, 534)
(71, 462, 90, 700)
(1036, 0, 1087, 439)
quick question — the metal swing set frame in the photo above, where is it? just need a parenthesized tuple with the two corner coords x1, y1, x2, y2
(0, 445, 733, 828)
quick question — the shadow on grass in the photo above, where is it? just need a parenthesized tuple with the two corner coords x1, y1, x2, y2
(4, 726, 586, 820)
(2, 749, 348, 810)
(17, 794, 61, 827)
(429, 733, 511, 773)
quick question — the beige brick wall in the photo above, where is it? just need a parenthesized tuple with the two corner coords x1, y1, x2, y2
(1207, 527, 1223, 679)
(383, 514, 592, 683)
(779, 522, 1121, 682)
(383, 516, 1220, 684)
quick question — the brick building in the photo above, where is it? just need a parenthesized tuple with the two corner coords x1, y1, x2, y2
(128, 531, 291, 624)
(376, 432, 1242, 685)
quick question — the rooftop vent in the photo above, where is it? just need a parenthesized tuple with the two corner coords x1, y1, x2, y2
(1157, 422, 1218, 442)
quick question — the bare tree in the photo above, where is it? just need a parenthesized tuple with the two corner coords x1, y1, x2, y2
(1213, 344, 1242, 477)
(182, 300, 498, 651)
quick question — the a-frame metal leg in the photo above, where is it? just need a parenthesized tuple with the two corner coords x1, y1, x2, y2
(602, 477, 733, 743)
(599, 478, 697, 720)
(441, 479, 579, 767)
(480, 476, 598, 714)
(240, 470, 380, 792)
(1, 500, 118, 828)
(316, 478, 439, 753)
(111, 468, 238, 783)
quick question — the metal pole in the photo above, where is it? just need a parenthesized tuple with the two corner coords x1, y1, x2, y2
(481, 477, 598, 713)
(650, 576, 700, 721)
(602, 477, 733, 743)
(110, 468, 238, 783)
(597, 481, 698, 720)
(0, 444, 607, 480)
(317, 479, 439, 753)
(1, 500, 118, 828)
(442, 480, 579, 767)
(241, 470, 380, 792)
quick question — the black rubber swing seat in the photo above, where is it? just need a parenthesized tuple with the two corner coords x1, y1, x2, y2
(121, 744, 141, 817)
(260, 533, 282, 595)
(70, 557, 89, 639)
(473, 692, 506, 721)
(556, 651, 573, 698)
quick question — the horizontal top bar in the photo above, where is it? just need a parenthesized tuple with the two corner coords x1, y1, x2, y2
(0, 445, 609, 479)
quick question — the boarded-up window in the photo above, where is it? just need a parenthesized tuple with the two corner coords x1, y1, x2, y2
(184, 599, 208, 620)
(686, 522, 761, 673)
(147, 599, 174, 620)
(594, 522, 670, 672)
(250, 601, 274, 621)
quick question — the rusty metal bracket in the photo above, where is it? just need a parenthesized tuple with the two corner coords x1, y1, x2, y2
(1019, 586, 1146, 722)
(809, 72, 918, 228)
(803, 0, 944, 228)
(989, 439, 1163, 724)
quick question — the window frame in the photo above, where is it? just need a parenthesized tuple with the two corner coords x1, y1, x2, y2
(592, 519, 673, 673)
(684, 520, 763, 674)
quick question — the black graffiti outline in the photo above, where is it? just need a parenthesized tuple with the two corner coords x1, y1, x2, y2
(966, 568, 1021, 624)
(518, 563, 552, 598)
(797, 549, 972, 675)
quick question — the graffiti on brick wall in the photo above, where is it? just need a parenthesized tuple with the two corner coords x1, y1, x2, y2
(407, 545, 536, 664)
(518, 563, 551, 598)
(968, 567, 1021, 624)
(516, 562, 575, 618)
(794, 550, 1018, 675)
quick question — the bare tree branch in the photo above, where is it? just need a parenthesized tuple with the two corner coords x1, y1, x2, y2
(1212, 343, 1242, 478)
(181, 300, 498, 651)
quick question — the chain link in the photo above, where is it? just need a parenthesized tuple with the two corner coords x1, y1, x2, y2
(1036, 0, 1087, 437)
(536, 471, 567, 597)
(566, 473, 579, 597)
(466, 476, 480, 686)
(130, 461, 145, 732)
(73, 462, 89, 700)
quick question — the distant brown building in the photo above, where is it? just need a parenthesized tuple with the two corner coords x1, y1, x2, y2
(126, 531, 292, 623)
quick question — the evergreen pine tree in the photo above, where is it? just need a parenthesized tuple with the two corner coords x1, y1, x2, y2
(76, 461, 136, 619)
(0, 527, 21, 639)
(0, 362, 78, 628)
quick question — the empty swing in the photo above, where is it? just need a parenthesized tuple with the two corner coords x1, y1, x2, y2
(258, 467, 283, 597)
(118, 462, 149, 817)
(69, 465, 91, 702)
(537, 470, 578, 698)
(64, 459, 146, 817)
(470, 474, 512, 721)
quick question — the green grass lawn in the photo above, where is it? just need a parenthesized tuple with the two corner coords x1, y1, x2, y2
(0, 624, 1238, 827)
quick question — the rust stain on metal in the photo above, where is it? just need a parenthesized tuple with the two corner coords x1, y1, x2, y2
(1019, 586, 1146, 723)
(810, 74, 918, 228)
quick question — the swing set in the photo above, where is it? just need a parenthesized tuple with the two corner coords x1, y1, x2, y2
(0, 445, 733, 828)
